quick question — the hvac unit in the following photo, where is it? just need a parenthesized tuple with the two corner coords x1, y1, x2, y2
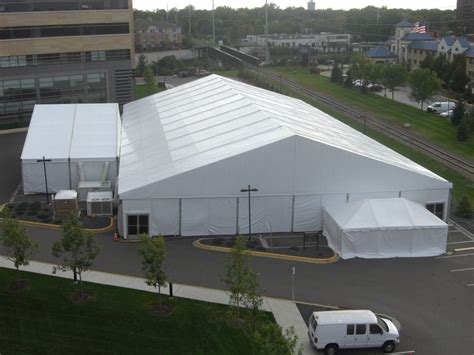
(86, 191, 113, 217)
(78, 181, 111, 202)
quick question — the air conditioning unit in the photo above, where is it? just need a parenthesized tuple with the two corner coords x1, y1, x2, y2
(86, 191, 113, 217)
(78, 181, 111, 202)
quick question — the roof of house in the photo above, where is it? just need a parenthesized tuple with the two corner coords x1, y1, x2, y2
(408, 40, 439, 51)
(403, 32, 436, 41)
(465, 47, 474, 57)
(366, 45, 395, 58)
(455, 37, 471, 48)
(119, 75, 448, 195)
(396, 20, 413, 28)
(440, 36, 457, 46)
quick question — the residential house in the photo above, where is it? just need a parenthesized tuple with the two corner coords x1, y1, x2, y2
(407, 41, 439, 69)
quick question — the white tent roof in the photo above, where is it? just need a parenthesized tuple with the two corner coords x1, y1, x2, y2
(21, 104, 120, 161)
(119, 74, 449, 195)
(324, 198, 447, 231)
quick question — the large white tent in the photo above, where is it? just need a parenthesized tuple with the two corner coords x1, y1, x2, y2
(118, 75, 452, 238)
(21, 104, 121, 194)
(323, 198, 448, 258)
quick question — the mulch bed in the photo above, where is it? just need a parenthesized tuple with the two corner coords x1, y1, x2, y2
(71, 290, 95, 304)
(150, 303, 173, 316)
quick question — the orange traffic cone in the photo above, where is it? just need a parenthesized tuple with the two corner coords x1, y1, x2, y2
(113, 232, 119, 242)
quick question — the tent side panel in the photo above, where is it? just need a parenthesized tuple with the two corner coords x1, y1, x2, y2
(70, 160, 118, 189)
(151, 199, 179, 236)
(293, 195, 322, 232)
(239, 196, 292, 234)
(322, 208, 343, 256)
(22, 161, 69, 194)
(209, 198, 237, 235)
(411, 226, 448, 257)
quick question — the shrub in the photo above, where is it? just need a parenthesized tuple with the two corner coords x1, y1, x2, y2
(456, 196, 473, 218)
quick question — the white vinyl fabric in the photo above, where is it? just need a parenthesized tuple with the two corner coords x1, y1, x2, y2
(21, 104, 121, 194)
(118, 75, 452, 238)
(323, 198, 448, 259)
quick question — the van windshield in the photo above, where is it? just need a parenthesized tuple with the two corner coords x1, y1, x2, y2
(377, 317, 389, 332)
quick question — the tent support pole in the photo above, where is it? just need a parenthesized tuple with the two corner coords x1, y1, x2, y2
(178, 198, 182, 236)
(68, 158, 72, 190)
(291, 195, 295, 233)
(236, 197, 239, 235)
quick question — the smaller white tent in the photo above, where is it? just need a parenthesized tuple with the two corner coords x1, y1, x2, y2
(21, 104, 121, 194)
(323, 198, 448, 259)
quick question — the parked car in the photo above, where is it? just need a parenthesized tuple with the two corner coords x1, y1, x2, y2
(368, 83, 384, 92)
(308, 310, 400, 355)
(353, 79, 365, 87)
(439, 109, 454, 118)
(426, 101, 456, 114)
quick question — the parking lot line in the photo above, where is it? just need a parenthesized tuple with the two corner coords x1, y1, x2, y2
(467, 284, 474, 287)
(447, 241, 474, 245)
(450, 268, 474, 272)
(436, 253, 474, 259)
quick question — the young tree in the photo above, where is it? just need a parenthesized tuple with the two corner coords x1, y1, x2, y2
(381, 64, 408, 100)
(350, 55, 373, 90)
(221, 236, 262, 317)
(143, 67, 157, 96)
(136, 54, 147, 77)
(137, 234, 167, 307)
(456, 196, 473, 219)
(250, 323, 302, 355)
(344, 70, 353, 88)
(432, 54, 447, 80)
(420, 52, 434, 70)
(408, 68, 441, 110)
(456, 118, 470, 142)
(0, 208, 38, 288)
(52, 216, 100, 299)
(330, 61, 343, 84)
(451, 100, 465, 126)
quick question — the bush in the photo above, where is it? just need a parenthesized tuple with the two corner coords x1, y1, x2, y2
(456, 118, 470, 141)
(456, 196, 473, 218)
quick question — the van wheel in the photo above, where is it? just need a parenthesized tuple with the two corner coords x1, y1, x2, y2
(382, 341, 395, 353)
(324, 344, 338, 355)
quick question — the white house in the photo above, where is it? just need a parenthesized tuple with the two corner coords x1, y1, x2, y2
(117, 75, 452, 239)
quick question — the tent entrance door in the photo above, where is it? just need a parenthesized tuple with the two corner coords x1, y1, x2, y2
(127, 214, 149, 237)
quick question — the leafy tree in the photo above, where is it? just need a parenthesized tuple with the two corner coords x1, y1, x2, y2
(0, 208, 38, 288)
(330, 61, 343, 84)
(136, 54, 147, 77)
(52, 216, 100, 299)
(432, 54, 447, 80)
(420, 53, 434, 70)
(381, 64, 408, 100)
(456, 118, 470, 142)
(408, 68, 441, 110)
(344, 70, 353, 88)
(222, 236, 262, 317)
(249, 323, 302, 355)
(455, 196, 473, 219)
(451, 100, 465, 126)
(138, 234, 167, 306)
(143, 67, 157, 96)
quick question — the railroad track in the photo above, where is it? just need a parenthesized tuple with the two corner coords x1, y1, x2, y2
(244, 64, 474, 180)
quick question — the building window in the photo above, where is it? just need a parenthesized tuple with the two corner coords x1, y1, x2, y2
(426, 203, 444, 219)
(127, 215, 149, 236)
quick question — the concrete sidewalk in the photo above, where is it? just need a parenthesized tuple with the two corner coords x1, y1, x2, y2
(0, 256, 313, 355)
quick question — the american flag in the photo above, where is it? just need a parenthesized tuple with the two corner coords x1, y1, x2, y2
(411, 21, 427, 33)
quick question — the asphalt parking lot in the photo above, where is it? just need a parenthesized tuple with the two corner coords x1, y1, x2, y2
(0, 132, 473, 354)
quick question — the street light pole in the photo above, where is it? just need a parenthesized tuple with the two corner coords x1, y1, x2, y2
(36, 156, 52, 204)
(212, 0, 215, 44)
(265, 0, 270, 63)
(241, 185, 258, 242)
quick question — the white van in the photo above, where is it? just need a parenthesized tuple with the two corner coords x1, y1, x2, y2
(427, 101, 456, 114)
(308, 310, 399, 354)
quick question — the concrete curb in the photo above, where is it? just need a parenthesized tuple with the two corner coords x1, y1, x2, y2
(0, 127, 28, 135)
(17, 217, 115, 233)
(193, 238, 339, 264)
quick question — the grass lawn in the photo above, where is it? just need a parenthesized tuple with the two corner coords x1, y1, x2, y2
(0, 268, 269, 355)
(270, 66, 474, 160)
(212, 69, 240, 78)
(261, 78, 474, 207)
(136, 84, 165, 99)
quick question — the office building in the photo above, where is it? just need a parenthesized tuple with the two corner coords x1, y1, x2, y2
(0, 0, 135, 125)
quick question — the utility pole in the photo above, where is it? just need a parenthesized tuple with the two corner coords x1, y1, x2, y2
(265, 0, 270, 63)
(188, 4, 191, 34)
(36, 156, 52, 204)
(212, 0, 215, 44)
(240, 185, 258, 242)
(377, 8, 380, 24)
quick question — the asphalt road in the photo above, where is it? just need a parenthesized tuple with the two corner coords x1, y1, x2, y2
(19, 226, 474, 355)
(0, 132, 26, 203)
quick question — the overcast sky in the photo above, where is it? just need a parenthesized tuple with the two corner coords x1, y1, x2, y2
(133, 0, 456, 11)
